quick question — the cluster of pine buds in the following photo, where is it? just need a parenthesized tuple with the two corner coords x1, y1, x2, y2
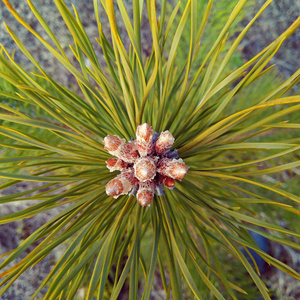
(104, 123, 189, 206)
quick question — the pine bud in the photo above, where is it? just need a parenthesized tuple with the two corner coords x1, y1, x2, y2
(155, 131, 175, 155)
(159, 175, 175, 189)
(118, 141, 139, 163)
(106, 158, 127, 172)
(104, 123, 189, 205)
(104, 135, 125, 157)
(105, 178, 124, 198)
(136, 123, 154, 156)
(136, 123, 154, 144)
(105, 168, 138, 199)
(136, 181, 155, 207)
(157, 158, 189, 181)
(134, 157, 157, 182)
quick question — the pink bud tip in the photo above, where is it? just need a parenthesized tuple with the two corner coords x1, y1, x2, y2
(169, 159, 189, 181)
(106, 178, 124, 198)
(105, 168, 138, 199)
(136, 123, 154, 144)
(134, 157, 157, 182)
(136, 181, 155, 206)
(160, 175, 175, 189)
(155, 131, 175, 155)
(106, 158, 118, 168)
(119, 141, 139, 163)
(137, 190, 154, 206)
(136, 123, 154, 156)
(104, 135, 122, 152)
(122, 168, 139, 186)
(157, 158, 189, 181)
(106, 158, 127, 172)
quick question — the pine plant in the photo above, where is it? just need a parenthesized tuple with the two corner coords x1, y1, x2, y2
(0, 0, 300, 299)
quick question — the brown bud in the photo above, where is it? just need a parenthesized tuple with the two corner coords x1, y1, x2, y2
(106, 178, 124, 198)
(155, 131, 175, 155)
(106, 158, 127, 172)
(136, 181, 155, 207)
(157, 158, 188, 181)
(104, 135, 125, 157)
(136, 123, 154, 156)
(136, 123, 154, 144)
(134, 157, 157, 182)
(160, 175, 175, 189)
(105, 168, 138, 199)
(118, 141, 139, 163)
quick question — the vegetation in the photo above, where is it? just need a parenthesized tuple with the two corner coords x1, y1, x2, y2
(0, 0, 300, 299)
